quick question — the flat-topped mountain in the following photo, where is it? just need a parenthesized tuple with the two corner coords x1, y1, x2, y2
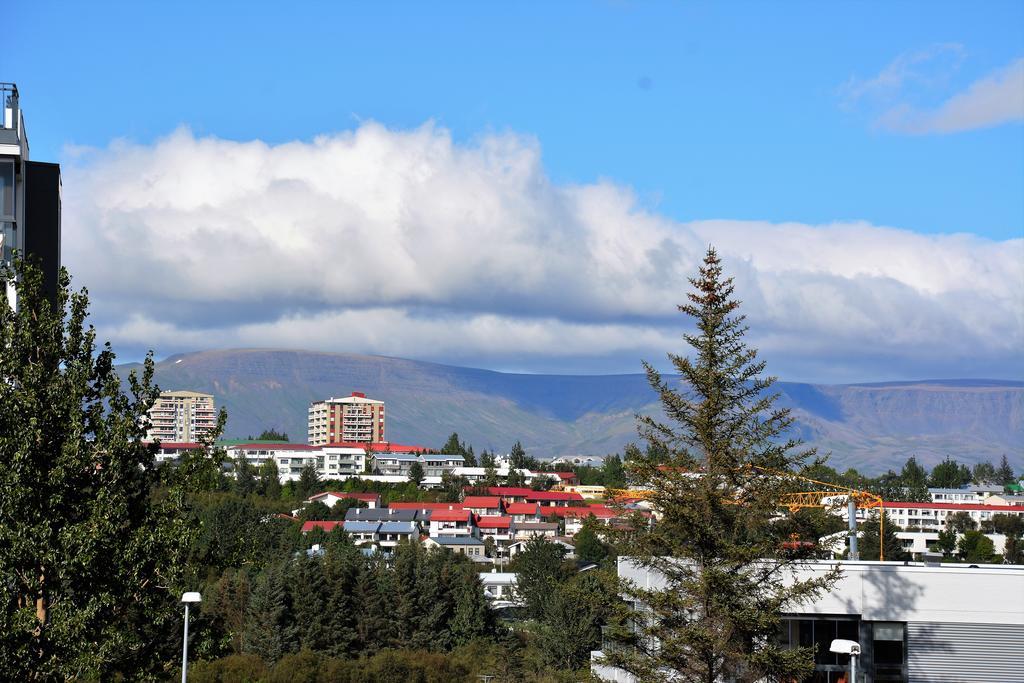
(117, 349, 1023, 474)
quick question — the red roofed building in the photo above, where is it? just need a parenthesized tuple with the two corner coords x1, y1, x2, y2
(483, 487, 534, 503)
(525, 490, 585, 507)
(428, 509, 476, 537)
(301, 520, 343, 534)
(554, 471, 580, 486)
(463, 496, 504, 516)
(476, 515, 514, 543)
(505, 502, 542, 522)
(389, 502, 466, 512)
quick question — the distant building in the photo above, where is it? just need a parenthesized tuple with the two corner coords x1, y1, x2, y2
(2, 82, 62, 309)
(146, 390, 216, 442)
(308, 392, 385, 446)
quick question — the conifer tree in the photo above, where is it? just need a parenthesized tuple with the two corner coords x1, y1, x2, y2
(259, 459, 282, 499)
(856, 511, 907, 561)
(242, 563, 288, 663)
(602, 248, 841, 683)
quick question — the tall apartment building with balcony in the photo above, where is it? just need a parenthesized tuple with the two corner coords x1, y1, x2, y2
(2, 83, 62, 309)
(308, 392, 385, 446)
(146, 390, 217, 442)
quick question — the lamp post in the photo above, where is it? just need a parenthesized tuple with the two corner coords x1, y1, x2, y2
(181, 592, 202, 683)
(830, 639, 861, 682)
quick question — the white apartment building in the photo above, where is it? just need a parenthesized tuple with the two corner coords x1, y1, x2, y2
(146, 391, 216, 442)
(308, 392, 385, 446)
(928, 485, 1004, 504)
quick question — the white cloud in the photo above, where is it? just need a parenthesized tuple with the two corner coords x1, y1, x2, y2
(877, 57, 1024, 134)
(839, 44, 966, 106)
(842, 47, 1024, 134)
(61, 124, 1024, 381)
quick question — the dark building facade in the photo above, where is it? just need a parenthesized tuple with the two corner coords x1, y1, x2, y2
(1, 82, 62, 307)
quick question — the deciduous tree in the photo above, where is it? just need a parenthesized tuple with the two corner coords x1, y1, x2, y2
(0, 259, 204, 679)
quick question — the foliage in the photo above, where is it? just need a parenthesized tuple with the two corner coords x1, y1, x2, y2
(946, 511, 977, 533)
(995, 455, 1016, 486)
(929, 456, 972, 489)
(441, 432, 477, 466)
(536, 570, 618, 671)
(602, 248, 841, 683)
(971, 460, 997, 485)
(0, 259, 217, 679)
(856, 511, 908, 561)
(408, 461, 425, 486)
(573, 517, 610, 565)
(249, 428, 289, 442)
(259, 459, 282, 499)
(957, 530, 996, 563)
(295, 462, 322, 501)
(510, 536, 570, 619)
(935, 528, 957, 558)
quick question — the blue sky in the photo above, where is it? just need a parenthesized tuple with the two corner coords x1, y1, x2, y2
(7, 1, 1024, 381)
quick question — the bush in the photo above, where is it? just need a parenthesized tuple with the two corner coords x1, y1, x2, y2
(187, 653, 268, 683)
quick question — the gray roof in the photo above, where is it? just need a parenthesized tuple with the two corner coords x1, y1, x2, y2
(371, 453, 421, 462)
(432, 535, 484, 546)
(516, 522, 559, 530)
(344, 521, 381, 533)
(379, 521, 417, 533)
(423, 454, 465, 462)
(346, 508, 419, 523)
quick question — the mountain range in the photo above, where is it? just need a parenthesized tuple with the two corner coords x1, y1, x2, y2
(117, 349, 1024, 474)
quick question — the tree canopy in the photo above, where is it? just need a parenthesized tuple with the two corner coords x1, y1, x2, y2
(602, 248, 841, 683)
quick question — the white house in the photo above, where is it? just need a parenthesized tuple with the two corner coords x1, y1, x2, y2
(428, 509, 476, 537)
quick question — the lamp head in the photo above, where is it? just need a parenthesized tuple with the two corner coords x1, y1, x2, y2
(830, 639, 861, 655)
(181, 592, 202, 603)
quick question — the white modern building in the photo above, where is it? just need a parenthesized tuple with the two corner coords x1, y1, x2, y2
(592, 558, 1024, 683)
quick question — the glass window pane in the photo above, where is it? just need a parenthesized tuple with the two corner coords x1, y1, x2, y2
(0, 160, 13, 219)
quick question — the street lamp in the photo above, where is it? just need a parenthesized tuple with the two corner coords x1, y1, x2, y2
(830, 638, 861, 682)
(181, 592, 201, 683)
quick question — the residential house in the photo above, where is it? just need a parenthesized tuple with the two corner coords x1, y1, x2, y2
(484, 487, 535, 503)
(463, 496, 504, 516)
(370, 453, 422, 476)
(428, 509, 476, 537)
(525, 490, 585, 507)
(507, 536, 575, 559)
(226, 443, 323, 481)
(342, 520, 380, 545)
(479, 571, 519, 602)
(505, 502, 542, 523)
(420, 453, 465, 477)
(424, 535, 488, 561)
(376, 521, 417, 549)
(301, 520, 343, 534)
(153, 442, 202, 465)
(514, 521, 559, 540)
(307, 491, 381, 509)
(553, 472, 580, 487)
(476, 516, 515, 544)
(928, 485, 1004, 504)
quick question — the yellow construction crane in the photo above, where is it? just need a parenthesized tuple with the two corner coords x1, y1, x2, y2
(608, 467, 886, 560)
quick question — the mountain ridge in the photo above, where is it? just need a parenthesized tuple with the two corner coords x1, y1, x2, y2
(117, 348, 1024, 474)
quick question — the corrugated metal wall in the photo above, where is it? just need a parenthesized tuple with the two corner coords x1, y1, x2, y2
(907, 622, 1024, 682)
